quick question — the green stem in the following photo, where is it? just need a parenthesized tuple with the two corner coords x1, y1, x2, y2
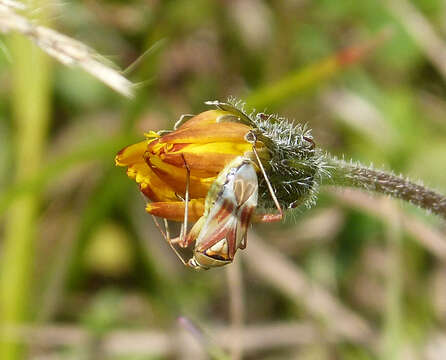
(0, 6, 51, 360)
(325, 157, 446, 220)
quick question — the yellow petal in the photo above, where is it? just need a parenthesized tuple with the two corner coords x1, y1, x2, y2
(157, 142, 253, 175)
(147, 155, 216, 198)
(146, 199, 205, 222)
(115, 140, 149, 166)
(156, 122, 251, 145)
(126, 162, 177, 202)
(176, 110, 230, 128)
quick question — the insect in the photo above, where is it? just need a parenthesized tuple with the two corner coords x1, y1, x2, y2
(153, 132, 283, 270)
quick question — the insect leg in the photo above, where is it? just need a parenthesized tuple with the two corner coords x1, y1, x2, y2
(150, 215, 189, 266)
(178, 154, 191, 247)
(151, 214, 167, 239)
(249, 133, 283, 222)
(253, 212, 283, 223)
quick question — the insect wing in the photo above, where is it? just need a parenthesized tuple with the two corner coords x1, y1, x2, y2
(232, 161, 258, 249)
(195, 160, 258, 261)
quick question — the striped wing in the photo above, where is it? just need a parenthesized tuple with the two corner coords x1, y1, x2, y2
(194, 159, 258, 261)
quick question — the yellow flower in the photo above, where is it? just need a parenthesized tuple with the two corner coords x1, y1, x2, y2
(115, 109, 266, 222)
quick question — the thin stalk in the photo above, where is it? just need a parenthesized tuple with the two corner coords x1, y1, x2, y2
(381, 200, 403, 360)
(325, 158, 446, 220)
(226, 259, 244, 360)
(0, 4, 51, 360)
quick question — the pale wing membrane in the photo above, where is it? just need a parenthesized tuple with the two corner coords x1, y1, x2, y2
(195, 195, 238, 260)
(195, 160, 258, 261)
(233, 166, 258, 250)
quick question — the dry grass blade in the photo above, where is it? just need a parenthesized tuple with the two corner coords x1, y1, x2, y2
(424, 333, 446, 360)
(321, 87, 395, 146)
(225, 260, 244, 360)
(0, 322, 340, 357)
(329, 188, 446, 260)
(0, 0, 24, 10)
(0, 0, 134, 97)
(382, 0, 446, 83)
(245, 233, 377, 348)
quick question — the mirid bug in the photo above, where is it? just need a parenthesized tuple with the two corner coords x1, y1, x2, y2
(154, 146, 283, 270)
(178, 156, 260, 269)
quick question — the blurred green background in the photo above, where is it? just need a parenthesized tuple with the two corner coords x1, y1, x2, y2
(1, 0, 446, 359)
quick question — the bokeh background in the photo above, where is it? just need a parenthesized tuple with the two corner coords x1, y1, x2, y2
(1, 0, 446, 359)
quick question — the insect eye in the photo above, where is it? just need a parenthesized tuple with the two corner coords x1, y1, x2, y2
(303, 136, 316, 150)
(244, 131, 257, 143)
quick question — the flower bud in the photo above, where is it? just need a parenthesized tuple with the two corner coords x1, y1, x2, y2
(116, 109, 265, 221)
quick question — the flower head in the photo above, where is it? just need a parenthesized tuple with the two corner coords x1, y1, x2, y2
(115, 107, 267, 222)
(117, 100, 328, 219)
(116, 99, 329, 269)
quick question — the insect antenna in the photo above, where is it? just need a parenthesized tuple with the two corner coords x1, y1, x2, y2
(174, 114, 194, 130)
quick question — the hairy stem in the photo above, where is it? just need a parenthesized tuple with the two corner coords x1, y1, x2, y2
(324, 158, 446, 220)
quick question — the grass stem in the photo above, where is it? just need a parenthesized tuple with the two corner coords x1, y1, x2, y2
(0, 4, 52, 359)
